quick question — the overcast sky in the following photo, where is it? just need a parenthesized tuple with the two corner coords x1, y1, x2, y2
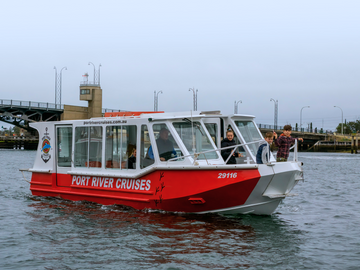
(1, 0, 360, 131)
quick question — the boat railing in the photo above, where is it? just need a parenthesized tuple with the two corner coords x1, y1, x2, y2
(167, 138, 300, 165)
(289, 139, 298, 162)
(167, 140, 264, 165)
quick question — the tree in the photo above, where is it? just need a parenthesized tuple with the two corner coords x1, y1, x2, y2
(335, 121, 358, 134)
(13, 126, 20, 136)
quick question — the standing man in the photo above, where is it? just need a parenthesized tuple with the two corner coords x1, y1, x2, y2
(274, 125, 303, 162)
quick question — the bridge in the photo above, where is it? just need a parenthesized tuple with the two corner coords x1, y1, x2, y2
(258, 126, 327, 151)
(0, 98, 334, 151)
(0, 98, 122, 132)
(0, 99, 63, 132)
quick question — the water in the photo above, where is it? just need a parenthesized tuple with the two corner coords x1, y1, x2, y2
(1, 150, 360, 270)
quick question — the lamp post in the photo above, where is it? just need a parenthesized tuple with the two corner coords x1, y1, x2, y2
(54, 66, 67, 109)
(189, 87, 198, 111)
(300, 106, 310, 133)
(98, 64, 102, 85)
(88, 62, 96, 84)
(334, 106, 343, 135)
(59, 66, 67, 108)
(270, 98, 278, 130)
(54, 66, 57, 105)
(154, 91, 163, 111)
(234, 100, 242, 114)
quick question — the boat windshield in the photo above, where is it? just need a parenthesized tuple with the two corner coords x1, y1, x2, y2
(173, 120, 218, 160)
(234, 121, 262, 157)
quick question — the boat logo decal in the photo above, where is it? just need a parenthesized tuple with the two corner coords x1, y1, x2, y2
(71, 175, 151, 191)
(154, 172, 166, 207)
(83, 120, 127, 125)
(41, 127, 51, 163)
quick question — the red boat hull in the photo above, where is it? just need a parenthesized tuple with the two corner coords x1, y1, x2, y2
(30, 169, 261, 213)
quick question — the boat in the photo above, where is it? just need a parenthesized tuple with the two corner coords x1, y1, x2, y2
(25, 110, 304, 215)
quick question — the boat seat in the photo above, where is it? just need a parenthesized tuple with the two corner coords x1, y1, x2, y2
(85, 161, 102, 168)
(106, 160, 120, 168)
(105, 160, 128, 169)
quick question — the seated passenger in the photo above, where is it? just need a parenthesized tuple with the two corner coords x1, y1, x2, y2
(148, 128, 177, 161)
(256, 131, 277, 164)
(221, 130, 243, 164)
(128, 148, 136, 169)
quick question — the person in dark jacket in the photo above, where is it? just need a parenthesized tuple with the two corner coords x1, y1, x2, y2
(128, 147, 136, 169)
(221, 130, 243, 164)
(148, 128, 177, 161)
(256, 131, 277, 164)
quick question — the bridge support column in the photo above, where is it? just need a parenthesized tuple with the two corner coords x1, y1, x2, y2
(356, 135, 358, 154)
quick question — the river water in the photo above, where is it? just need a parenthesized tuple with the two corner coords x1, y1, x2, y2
(0, 150, 359, 270)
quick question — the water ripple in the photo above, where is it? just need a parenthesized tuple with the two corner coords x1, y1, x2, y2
(1, 151, 360, 269)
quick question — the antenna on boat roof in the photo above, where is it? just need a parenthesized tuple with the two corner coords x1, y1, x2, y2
(191, 110, 195, 156)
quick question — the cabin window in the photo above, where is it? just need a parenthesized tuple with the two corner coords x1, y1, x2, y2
(234, 121, 262, 156)
(173, 121, 218, 160)
(225, 124, 246, 155)
(140, 125, 154, 168)
(74, 126, 103, 168)
(57, 126, 72, 167)
(205, 123, 218, 145)
(149, 124, 183, 162)
(105, 125, 137, 169)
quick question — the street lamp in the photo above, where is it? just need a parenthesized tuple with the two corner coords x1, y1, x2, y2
(234, 100, 242, 114)
(54, 66, 67, 109)
(270, 98, 278, 130)
(59, 67, 67, 108)
(189, 87, 198, 111)
(154, 91, 163, 111)
(54, 66, 57, 105)
(334, 106, 343, 135)
(300, 106, 310, 132)
(88, 62, 96, 84)
(98, 64, 102, 85)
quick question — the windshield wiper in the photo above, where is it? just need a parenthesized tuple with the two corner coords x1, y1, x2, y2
(182, 118, 204, 135)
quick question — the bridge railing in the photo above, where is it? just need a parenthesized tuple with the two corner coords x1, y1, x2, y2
(0, 99, 64, 110)
(102, 108, 126, 113)
(258, 123, 327, 134)
(257, 124, 284, 131)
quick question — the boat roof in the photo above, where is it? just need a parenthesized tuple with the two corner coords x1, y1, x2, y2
(30, 110, 256, 128)
(101, 110, 255, 121)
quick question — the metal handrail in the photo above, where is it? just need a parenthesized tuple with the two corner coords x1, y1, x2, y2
(167, 138, 300, 165)
(289, 139, 298, 162)
(166, 140, 264, 165)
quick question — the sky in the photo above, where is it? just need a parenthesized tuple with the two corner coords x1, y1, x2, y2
(1, 0, 360, 131)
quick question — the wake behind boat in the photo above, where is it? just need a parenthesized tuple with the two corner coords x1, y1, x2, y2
(25, 110, 304, 215)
